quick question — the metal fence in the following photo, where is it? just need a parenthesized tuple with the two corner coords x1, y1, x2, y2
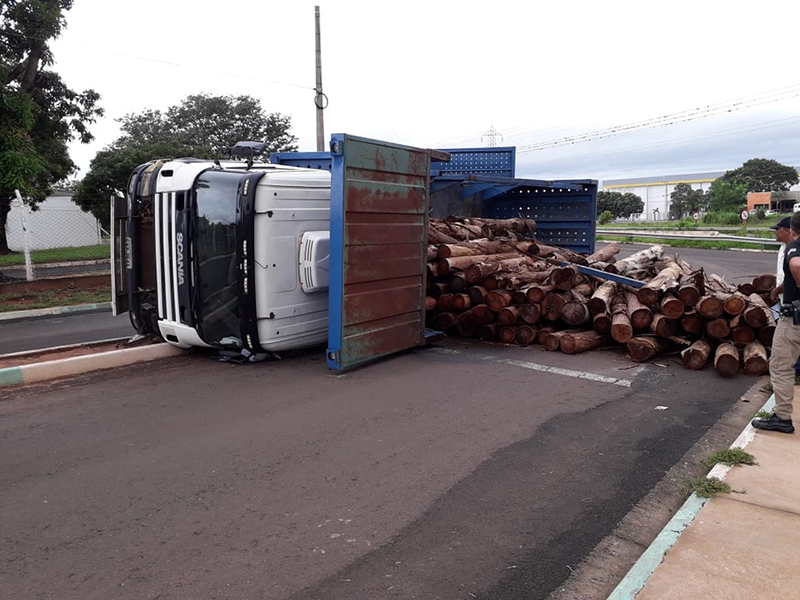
(3, 194, 110, 282)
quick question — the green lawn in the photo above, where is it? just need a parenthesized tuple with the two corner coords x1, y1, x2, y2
(0, 244, 110, 267)
(0, 285, 111, 312)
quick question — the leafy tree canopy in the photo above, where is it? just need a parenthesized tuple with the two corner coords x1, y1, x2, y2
(669, 182, 707, 219)
(707, 180, 748, 212)
(596, 190, 644, 219)
(75, 94, 299, 226)
(0, 0, 103, 253)
(719, 158, 799, 192)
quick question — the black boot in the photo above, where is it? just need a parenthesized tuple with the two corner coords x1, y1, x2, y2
(752, 413, 795, 434)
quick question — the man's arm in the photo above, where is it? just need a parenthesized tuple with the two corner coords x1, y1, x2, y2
(789, 255, 800, 289)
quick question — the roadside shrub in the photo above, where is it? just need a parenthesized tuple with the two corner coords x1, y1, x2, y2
(677, 217, 698, 230)
(598, 210, 614, 225)
(703, 211, 741, 225)
(755, 208, 766, 221)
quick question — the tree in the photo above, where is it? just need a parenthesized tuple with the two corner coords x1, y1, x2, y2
(74, 94, 299, 227)
(669, 182, 707, 219)
(0, 0, 103, 254)
(707, 180, 748, 212)
(719, 158, 799, 192)
(596, 190, 644, 219)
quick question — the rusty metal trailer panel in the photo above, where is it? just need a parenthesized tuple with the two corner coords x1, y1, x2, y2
(325, 134, 448, 371)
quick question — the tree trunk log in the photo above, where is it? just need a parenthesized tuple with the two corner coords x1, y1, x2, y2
(448, 273, 468, 293)
(463, 256, 542, 284)
(561, 331, 610, 354)
(637, 263, 683, 306)
(477, 322, 499, 341)
(587, 242, 621, 264)
(625, 291, 653, 331)
(516, 325, 538, 346)
(455, 304, 495, 327)
(437, 252, 522, 277)
(432, 312, 457, 330)
(498, 326, 517, 344)
(744, 293, 770, 329)
(705, 317, 731, 340)
(542, 329, 581, 351)
(682, 339, 712, 370)
(743, 341, 769, 375)
(721, 292, 748, 316)
(628, 336, 671, 362)
(561, 290, 591, 326)
(614, 245, 665, 277)
(714, 342, 740, 377)
(588, 280, 617, 315)
(468, 285, 489, 306)
(730, 314, 756, 344)
(677, 282, 701, 307)
(651, 314, 678, 338)
(697, 294, 724, 319)
(486, 289, 514, 312)
(752, 274, 777, 293)
(526, 284, 557, 304)
(659, 293, 685, 319)
(550, 266, 578, 291)
(593, 312, 612, 335)
(680, 308, 705, 335)
(425, 296, 438, 312)
(543, 291, 571, 321)
(519, 303, 542, 324)
(737, 283, 755, 296)
(499, 305, 521, 326)
(611, 292, 633, 343)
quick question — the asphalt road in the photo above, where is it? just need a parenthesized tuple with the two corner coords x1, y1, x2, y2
(0, 336, 761, 600)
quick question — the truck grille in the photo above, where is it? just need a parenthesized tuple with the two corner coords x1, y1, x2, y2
(154, 192, 181, 322)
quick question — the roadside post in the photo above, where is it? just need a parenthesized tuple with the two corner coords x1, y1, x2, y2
(13, 189, 35, 281)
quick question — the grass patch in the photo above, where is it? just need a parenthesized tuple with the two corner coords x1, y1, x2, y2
(753, 410, 772, 419)
(0, 244, 110, 267)
(687, 476, 732, 499)
(597, 235, 775, 251)
(0, 285, 111, 312)
(702, 448, 757, 471)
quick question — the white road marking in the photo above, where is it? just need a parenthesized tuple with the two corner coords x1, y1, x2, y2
(428, 348, 633, 388)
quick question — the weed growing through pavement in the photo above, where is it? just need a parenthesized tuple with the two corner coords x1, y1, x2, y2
(753, 410, 772, 419)
(688, 477, 731, 499)
(702, 448, 757, 472)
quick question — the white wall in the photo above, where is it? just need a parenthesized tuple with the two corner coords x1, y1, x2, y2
(6, 195, 100, 251)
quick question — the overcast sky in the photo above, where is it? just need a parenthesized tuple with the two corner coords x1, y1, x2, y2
(51, 0, 800, 184)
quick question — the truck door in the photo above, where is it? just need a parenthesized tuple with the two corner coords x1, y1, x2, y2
(326, 134, 448, 370)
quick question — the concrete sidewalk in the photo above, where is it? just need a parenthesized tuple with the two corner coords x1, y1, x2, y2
(609, 391, 800, 599)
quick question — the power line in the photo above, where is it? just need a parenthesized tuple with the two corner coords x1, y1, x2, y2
(516, 83, 800, 153)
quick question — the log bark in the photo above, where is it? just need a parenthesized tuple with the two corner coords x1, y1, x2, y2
(463, 217, 538, 235)
(427, 225, 460, 245)
(611, 292, 633, 343)
(454, 304, 494, 327)
(438, 252, 522, 277)
(427, 245, 438, 261)
(637, 262, 683, 305)
(729, 314, 756, 344)
(705, 317, 731, 340)
(550, 265, 578, 291)
(659, 293, 685, 319)
(535, 243, 589, 265)
(682, 339, 712, 370)
(437, 294, 456, 311)
(714, 342, 740, 377)
(587, 242, 620, 264)
(436, 239, 519, 259)
(624, 291, 653, 331)
(543, 291, 571, 321)
(497, 269, 552, 289)
(462, 256, 541, 284)
(432, 312, 457, 330)
(737, 283, 755, 296)
(542, 329, 579, 351)
(560, 331, 610, 354)
(448, 273, 468, 293)
(588, 281, 617, 315)
(743, 341, 769, 375)
(628, 336, 671, 362)
(744, 293, 770, 329)
(537, 325, 557, 345)
(425, 296, 438, 312)
(614, 245, 664, 276)
(677, 281, 701, 307)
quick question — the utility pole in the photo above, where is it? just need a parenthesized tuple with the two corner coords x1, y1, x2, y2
(481, 125, 502, 147)
(314, 6, 325, 151)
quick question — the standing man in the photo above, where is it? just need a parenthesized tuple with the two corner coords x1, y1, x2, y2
(769, 216, 794, 305)
(753, 213, 800, 433)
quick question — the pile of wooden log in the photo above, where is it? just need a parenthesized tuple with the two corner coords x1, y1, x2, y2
(426, 216, 777, 377)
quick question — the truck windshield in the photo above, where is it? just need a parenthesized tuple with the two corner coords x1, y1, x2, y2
(193, 171, 243, 345)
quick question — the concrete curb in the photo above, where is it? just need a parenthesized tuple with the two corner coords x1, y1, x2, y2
(606, 394, 775, 599)
(0, 302, 112, 322)
(0, 343, 185, 388)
